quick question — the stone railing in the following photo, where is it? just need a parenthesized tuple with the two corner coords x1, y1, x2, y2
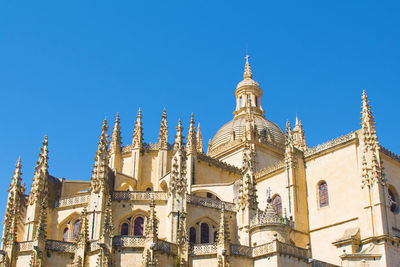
(304, 132, 356, 158)
(122, 143, 173, 153)
(189, 243, 217, 256)
(155, 240, 177, 255)
(250, 210, 293, 227)
(17, 241, 34, 252)
(255, 161, 285, 179)
(187, 194, 236, 212)
(252, 240, 309, 260)
(197, 153, 242, 175)
(230, 244, 252, 257)
(55, 193, 89, 208)
(46, 240, 77, 253)
(113, 191, 168, 201)
(113, 236, 146, 247)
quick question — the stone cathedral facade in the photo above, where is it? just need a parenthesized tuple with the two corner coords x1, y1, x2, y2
(1, 57, 400, 267)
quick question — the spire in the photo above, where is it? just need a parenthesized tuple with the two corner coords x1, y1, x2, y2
(132, 108, 143, 149)
(158, 108, 168, 150)
(360, 90, 384, 188)
(28, 136, 49, 205)
(174, 119, 184, 151)
(196, 123, 203, 153)
(90, 118, 110, 194)
(110, 113, 122, 154)
(186, 114, 197, 155)
(243, 54, 252, 79)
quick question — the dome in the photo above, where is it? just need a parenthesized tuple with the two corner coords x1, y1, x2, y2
(210, 114, 285, 150)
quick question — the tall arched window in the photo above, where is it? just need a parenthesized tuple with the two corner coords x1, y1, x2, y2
(189, 227, 196, 243)
(272, 195, 282, 217)
(134, 217, 144, 236)
(388, 187, 399, 213)
(63, 227, 69, 241)
(121, 223, 129, 236)
(72, 220, 80, 241)
(200, 223, 209, 243)
(318, 181, 329, 208)
(240, 96, 243, 108)
(214, 231, 218, 242)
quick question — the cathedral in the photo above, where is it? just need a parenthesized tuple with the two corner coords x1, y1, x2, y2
(1, 56, 400, 267)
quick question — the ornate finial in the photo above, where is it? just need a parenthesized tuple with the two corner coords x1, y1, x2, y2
(110, 113, 122, 154)
(243, 54, 253, 79)
(158, 108, 168, 150)
(217, 203, 230, 248)
(196, 123, 203, 153)
(132, 108, 144, 149)
(174, 119, 184, 151)
(10, 157, 23, 192)
(145, 197, 158, 241)
(187, 114, 197, 155)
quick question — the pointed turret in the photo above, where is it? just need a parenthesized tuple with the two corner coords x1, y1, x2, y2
(29, 136, 49, 205)
(186, 114, 197, 155)
(90, 118, 110, 194)
(158, 108, 168, 150)
(101, 196, 114, 242)
(132, 108, 144, 149)
(216, 204, 230, 267)
(238, 142, 258, 210)
(196, 123, 203, 153)
(110, 113, 122, 154)
(34, 198, 47, 242)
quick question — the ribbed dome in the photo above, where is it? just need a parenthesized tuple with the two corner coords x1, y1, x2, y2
(210, 115, 285, 149)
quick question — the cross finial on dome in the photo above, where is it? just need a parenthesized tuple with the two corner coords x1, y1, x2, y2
(244, 54, 253, 79)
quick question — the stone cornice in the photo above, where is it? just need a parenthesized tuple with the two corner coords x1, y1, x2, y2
(304, 132, 357, 159)
(255, 161, 285, 180)
(379, 145, 400, 164)
(197, 152, 242, 175)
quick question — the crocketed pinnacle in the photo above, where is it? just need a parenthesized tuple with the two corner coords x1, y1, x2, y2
(145, 198, 158, 241)
(90, 118, 110, 194)
(158, 108, 168, 150)
(361, 90, 377, 147)
(29, 136, 49, 205)
(132, 108, 143, 149)
(186, 114, 197, 155)
(196, 123, 203, 153)
(9, 157, 23, 193)
(243, 54, 252, 79)
(110, 113, 122, 154)
(217, 203, 230, 246)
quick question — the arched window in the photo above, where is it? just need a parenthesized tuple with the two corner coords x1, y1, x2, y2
(63, 227, 69, 241)
(255, 96, 258, 107)
(200, 223, 209, 243)
(146, 187, 152, 191)
(240, 96, 243, 108)
(121, 223, 129, 236)
(272, 195, 282, 217)
(189, 227, 196, 243)
(134, 217, 144, 236)
(388, 187, 399, 213)
(72, 220, 80, 241)
(318, 181, 329, 208)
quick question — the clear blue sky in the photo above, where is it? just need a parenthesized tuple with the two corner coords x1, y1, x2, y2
(0, 1, 399, 224)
